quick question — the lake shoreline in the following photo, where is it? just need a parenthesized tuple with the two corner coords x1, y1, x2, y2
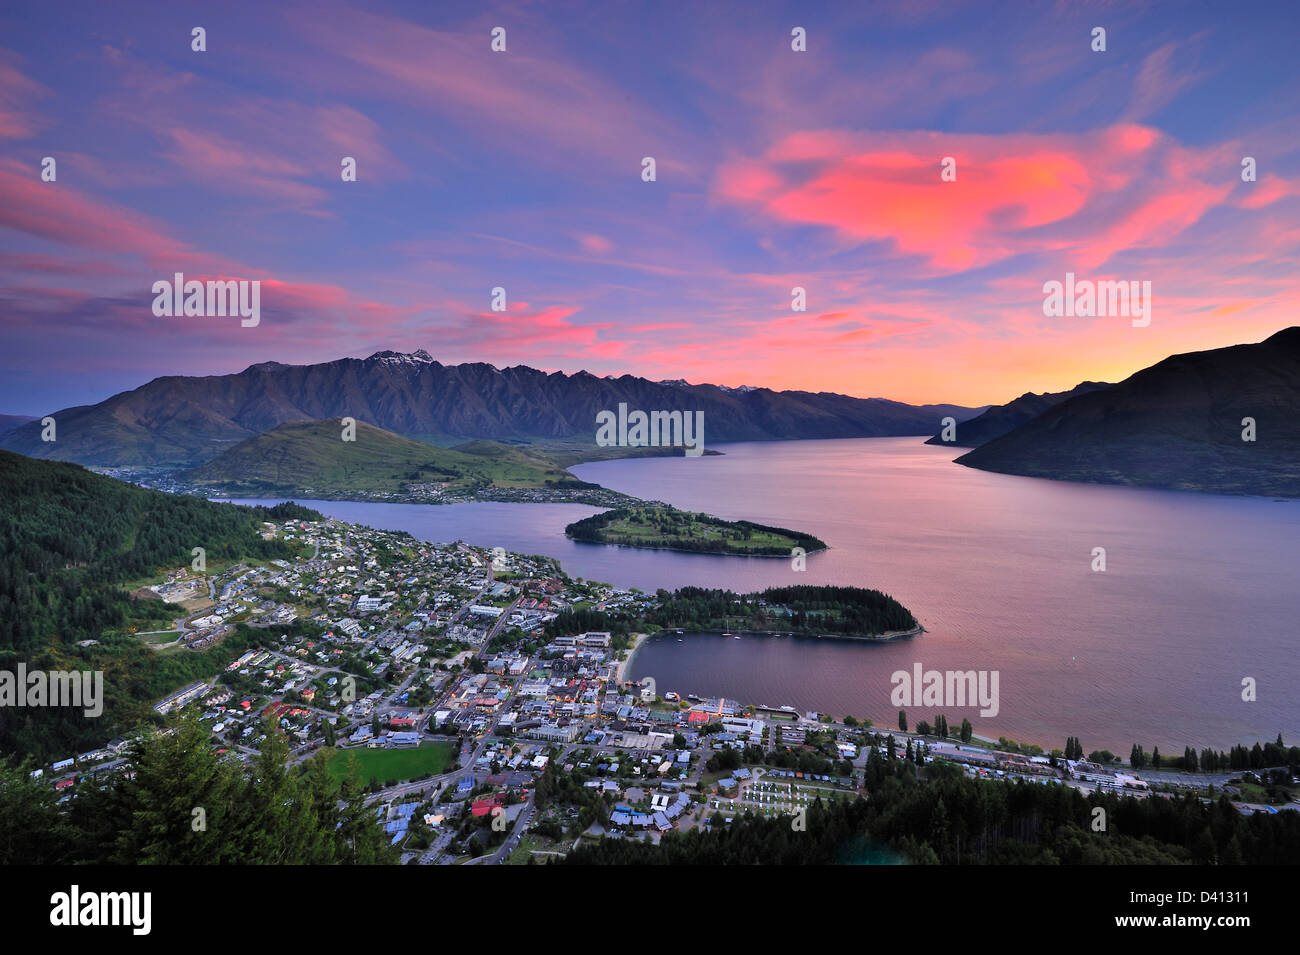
(616, 632, 651, 683)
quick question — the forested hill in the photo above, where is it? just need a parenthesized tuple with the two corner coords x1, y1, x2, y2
(648, 585, 918, 637)
(0, 449, 319, 760)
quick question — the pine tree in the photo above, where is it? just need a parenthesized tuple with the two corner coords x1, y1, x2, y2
(230, 723, 319, 864)
(114, 715, 243, 864)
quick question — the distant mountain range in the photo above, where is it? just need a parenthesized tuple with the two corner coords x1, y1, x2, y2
(954, 327, 1300, 496)
(0, 414, 35, 433)
(0, 350, 984, 467)
(925, 381, 1111, 448)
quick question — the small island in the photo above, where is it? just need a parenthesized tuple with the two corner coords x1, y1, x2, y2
(564, 506, 828, 556)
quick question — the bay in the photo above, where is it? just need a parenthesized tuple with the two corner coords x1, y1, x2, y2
(231, 436, 1300, 752)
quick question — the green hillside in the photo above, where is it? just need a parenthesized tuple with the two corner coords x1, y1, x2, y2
(0, 448, 319, 761)
(183, 419, 596, 496)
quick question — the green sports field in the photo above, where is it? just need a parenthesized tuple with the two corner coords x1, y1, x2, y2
(320, 741, 457, 786)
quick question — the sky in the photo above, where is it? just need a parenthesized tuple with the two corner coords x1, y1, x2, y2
(1, 0, 1298, 415)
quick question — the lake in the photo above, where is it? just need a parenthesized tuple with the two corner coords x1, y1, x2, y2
(231, 436, 1300, 752)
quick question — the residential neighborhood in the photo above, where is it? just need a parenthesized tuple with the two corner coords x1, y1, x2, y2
(30, 515, 1300, 865)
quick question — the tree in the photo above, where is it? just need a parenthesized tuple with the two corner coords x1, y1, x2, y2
(960, 718, 972, 743)
(0, 757, 72, 864)
(1151, 746, 1161, 769)
(898, 711, 907, 733)
(113, 714, 244, 864)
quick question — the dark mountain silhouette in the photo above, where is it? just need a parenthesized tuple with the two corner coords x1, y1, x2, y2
(955, 328, 1300, 496)
(0, 350, 983, 467)
(925, 381, 1110, 448)
(0, 414, 36, 433)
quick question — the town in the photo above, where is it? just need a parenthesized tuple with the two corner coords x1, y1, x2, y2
(30, 515, 1300, 865)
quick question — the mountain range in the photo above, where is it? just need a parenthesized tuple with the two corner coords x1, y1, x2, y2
(954, 327, 1300, 496)
(925, 381, 1111, 448)
(0, 350, 984, 467)
(0, 414, 35, 433)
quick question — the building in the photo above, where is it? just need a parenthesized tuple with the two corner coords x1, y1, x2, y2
(154, 681, 208, 715)
(527, 722, 577, 743)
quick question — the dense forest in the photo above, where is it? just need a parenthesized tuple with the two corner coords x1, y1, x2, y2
(0, 449, 321, 760)
(558, 760, 1300, 865)
(540, 585, 917, 643)
(544, 607, 633, 642)
(646, 585, 918, 636)
(0, 716, 397, 864)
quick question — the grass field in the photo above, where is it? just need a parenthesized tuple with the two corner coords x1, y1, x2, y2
(320, 742, 457, 786)
(505, 832, 565, 864)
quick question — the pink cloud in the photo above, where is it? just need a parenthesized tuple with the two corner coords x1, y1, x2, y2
(0, 158, 197, 268)
(577, 234, 614, 255)
(714, 125, 1240, 273)
(0, 52, 48, 139)
(1237, 174, 1300, 209)
(285, 6, 693, 179)
(95, 47, 402, 212)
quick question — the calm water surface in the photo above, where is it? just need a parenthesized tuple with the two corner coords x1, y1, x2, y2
(233, 437, 1300, 751)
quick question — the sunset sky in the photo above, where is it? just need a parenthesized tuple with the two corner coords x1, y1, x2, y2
(1, 0, 1298, 414)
